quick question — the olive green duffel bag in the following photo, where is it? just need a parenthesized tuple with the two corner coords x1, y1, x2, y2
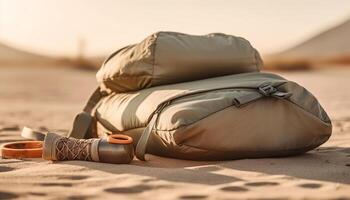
(90, 72, 331, 161)
(96, 31, 263, 93)
(68, 32, 331, 161)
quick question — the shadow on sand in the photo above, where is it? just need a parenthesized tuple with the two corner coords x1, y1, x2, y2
(63, 146, 350, 185)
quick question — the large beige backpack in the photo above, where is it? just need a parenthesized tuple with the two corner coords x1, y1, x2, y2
(69, 32, 332, 161)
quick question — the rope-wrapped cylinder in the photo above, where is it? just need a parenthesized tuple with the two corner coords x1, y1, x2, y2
(43, 132, 134, 164)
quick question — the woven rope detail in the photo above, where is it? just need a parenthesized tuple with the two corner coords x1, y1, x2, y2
(55, 137, 94, 161)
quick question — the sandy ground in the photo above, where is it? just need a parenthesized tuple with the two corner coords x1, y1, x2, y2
(0, 66, 349, 200)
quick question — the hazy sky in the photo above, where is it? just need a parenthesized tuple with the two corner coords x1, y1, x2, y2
(0, 0, 350, 57)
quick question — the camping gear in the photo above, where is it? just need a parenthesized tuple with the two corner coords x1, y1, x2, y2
(68, 31, 332, 161)
(81, 72, 331, 161)
(42, 132, 134, 164)
(17, 31, 331, 162)
(97, 31, 262, 93)
(1, 141, 43, 159)
(21, 126, 46, 141)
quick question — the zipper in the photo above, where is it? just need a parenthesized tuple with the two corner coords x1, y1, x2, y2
(147, 87, 256, 123)
(136, 86, 262, 160)
(146, 82, 291, 124)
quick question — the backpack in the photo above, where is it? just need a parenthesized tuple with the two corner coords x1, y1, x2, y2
(68, 32, 332, 161)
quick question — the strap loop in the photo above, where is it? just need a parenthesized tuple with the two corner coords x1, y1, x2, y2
(21, 126, 46, 141)
(69, 87, 105, 139)
(135, 112, 159, 161)
(67, 112, 93, 139)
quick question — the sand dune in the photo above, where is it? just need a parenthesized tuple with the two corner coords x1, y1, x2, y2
(0, 42, 57, 66)
(278, 18, 350, 60)
(265, 18, 350, 70)
(0, 41, 104, 69)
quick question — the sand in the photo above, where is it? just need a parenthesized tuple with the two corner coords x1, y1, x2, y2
(0, 66, 349, 200)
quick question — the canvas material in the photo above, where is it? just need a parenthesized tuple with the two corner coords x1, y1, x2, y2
(96, 32, 262, 93)
(152, 98, 331, 160)
(95, 72, 286, 131)
(93, 72, 332, 160)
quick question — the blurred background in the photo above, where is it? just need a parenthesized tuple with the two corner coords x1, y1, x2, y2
(0, 0, 350, 70)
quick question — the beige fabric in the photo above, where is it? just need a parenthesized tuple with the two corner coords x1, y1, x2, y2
(141, 99, 331, 160)
(96, 32, 262, 93)
(94, 72, 332, 160)
(95, 72, 286, 131)
(169, 98, 330, 154)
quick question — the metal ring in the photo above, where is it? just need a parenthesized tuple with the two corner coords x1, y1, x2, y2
(107, 134, 133, 144)
(1, 141, 43, 159)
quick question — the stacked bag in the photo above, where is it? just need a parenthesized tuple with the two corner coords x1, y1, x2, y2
(70, 32, 332, 161)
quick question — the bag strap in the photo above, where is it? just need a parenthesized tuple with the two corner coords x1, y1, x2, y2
(82, 87, 104, 113)
(21, 126, 47, 141)
(67, 87, 104, 139)
(135, 112, 159, 161)
(67, 112, 94, 139)
(21, 88, 104, 141)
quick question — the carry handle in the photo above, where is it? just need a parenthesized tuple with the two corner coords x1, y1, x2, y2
(68, 87, 105, 139)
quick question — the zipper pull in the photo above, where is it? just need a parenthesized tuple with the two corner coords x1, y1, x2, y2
(258, 82, 292, 99)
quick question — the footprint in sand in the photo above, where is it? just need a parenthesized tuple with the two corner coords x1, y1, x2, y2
(0, 166, 14, 172)
(179, 195, 208, 199)
(39, 182, 72, 187)
(0, 125, 20, 132)
(27, 192, 46, 196)
(104, 187, 142, 194)
(0, 191, 19, 199)
(104, 184, 171, 194)
(0, 160, 22, 164)
(66, 195, 92, 200)
(57, 175, 89, 180)
(245, 181, 279, 187)
(141, 178, 157, 183)
(104, 185, 151, 194)
(220, 186, 249, 192)
(298, 183, 322, 189)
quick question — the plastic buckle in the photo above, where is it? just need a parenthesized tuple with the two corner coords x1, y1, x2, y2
(258, 83, 277, 96)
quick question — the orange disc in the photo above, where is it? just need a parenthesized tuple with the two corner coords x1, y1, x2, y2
(1, 141, 43, 159)
(107, 134, 133, 144)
